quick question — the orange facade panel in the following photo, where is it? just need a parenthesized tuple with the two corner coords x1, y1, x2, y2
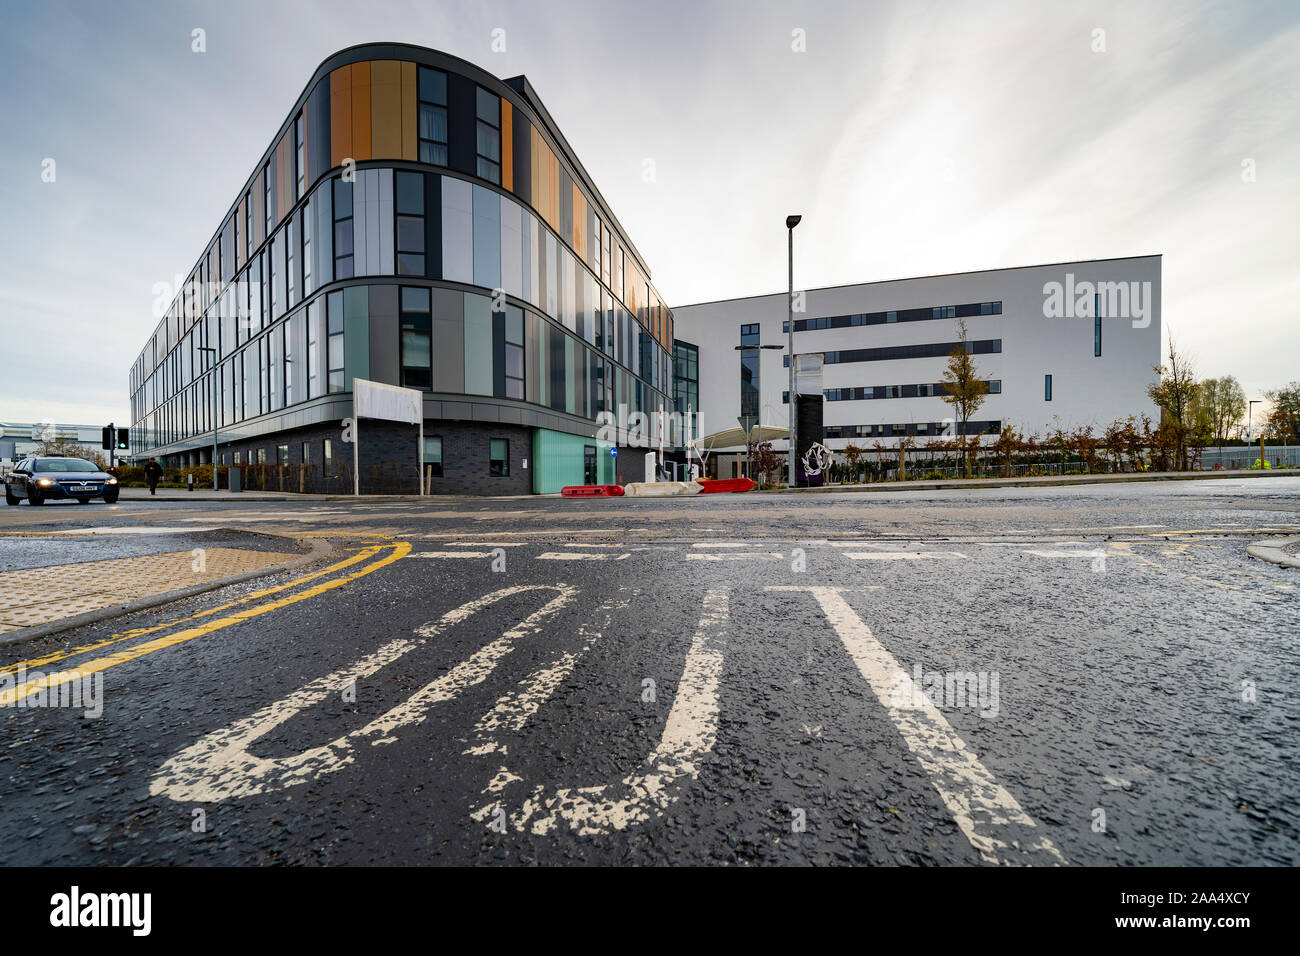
(275, 129, 293, 223)
(370, 60, 402, 159)
(251, 182, 264, 248)
(235, 196, 246, 269)
(571, 182, 585, 260)
(548, 145, 560, 234)
(330, 63, 353, 167)
(400, 60, 417, 161)
(501, 99, 513, 192)
(351, 60, 372, 162)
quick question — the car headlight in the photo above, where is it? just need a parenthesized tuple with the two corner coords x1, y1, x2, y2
(106, 477, 118, 485)
(36, 478, 53, 486)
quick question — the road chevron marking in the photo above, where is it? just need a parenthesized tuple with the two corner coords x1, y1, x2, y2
(470, 588, 729, 836)
(149, 584, 576, 803)
(463, 595, 632, 757)
(770, 586, 1066, 867)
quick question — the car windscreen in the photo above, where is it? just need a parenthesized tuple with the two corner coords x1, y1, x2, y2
(34, 459, 101, 473)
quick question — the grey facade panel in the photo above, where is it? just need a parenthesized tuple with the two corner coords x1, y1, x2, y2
(367, 284, 400, 386)
(432, 288, 465, 393)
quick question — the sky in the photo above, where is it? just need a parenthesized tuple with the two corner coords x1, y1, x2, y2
(1, 0, 1297, 428)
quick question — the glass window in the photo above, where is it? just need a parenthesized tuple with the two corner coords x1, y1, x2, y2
(400, 286, 432, 389)
(327, 290, 345, 392)
(1044, 374, 1053, 401)
(277, 444, 289, 465)
(307, 300, 322, 399)
(475, 87, 501, 184)
(333, 177, 354, 279)
(489, 438, 509, 477)
(423, 436, 443, 478)
(301, 441, 312, 464)
(504, 305, 525, 400)
(418, 67, 449, 166)
(396, 170, 425, 276)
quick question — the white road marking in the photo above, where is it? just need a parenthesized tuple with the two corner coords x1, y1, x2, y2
(536, 552, 627, 560)
(411, 551, 493, 558)
(464, 596, 630, 756)
(150, 585, 576, 802)
(685, 552, 783, 561)
(770, 586, 1064, 866)
(843, 551, 967, 560)
(1049, 525, 1164, 531)
(45, 526, 220, 535)
(446, 541, 528, 547)
(472, 588, 728, 836)
(1023, 549, 1108, 559)
(691, 542, 749, 548)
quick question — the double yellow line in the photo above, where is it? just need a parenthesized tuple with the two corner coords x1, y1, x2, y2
(0, 541, 411, 708)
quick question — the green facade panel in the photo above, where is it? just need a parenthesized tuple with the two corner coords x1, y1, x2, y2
(531, 427, 613, 494)
(343, 285, 370, 389)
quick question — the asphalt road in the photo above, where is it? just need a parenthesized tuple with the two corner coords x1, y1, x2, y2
(1, 476, 1298, 866)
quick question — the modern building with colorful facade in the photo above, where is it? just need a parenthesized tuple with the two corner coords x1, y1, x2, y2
(128, 43, 674, 494)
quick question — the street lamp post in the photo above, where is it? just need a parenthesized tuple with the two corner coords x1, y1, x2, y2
(198, 346, 218, 490)
(785, 215, 801, 488)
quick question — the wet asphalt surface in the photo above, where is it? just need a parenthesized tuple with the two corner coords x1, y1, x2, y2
(0, 476, 1297, 866)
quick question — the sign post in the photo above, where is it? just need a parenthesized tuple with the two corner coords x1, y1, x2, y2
(351, 379, 424, 497)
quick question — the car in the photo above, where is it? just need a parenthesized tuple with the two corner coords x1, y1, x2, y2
(4, 457, 119, 506)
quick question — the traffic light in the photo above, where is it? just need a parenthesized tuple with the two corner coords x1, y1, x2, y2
(102, 426, 113, 450)
(115, 428, 129, 450)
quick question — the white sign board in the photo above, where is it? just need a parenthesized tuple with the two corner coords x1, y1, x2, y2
(354, 379, 422, 425)
(350, 379, 425, 496)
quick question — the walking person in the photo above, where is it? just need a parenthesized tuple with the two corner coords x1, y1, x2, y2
(144, 458, 163, 496)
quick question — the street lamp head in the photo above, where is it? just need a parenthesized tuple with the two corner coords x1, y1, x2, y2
(786, 215, 802, 229)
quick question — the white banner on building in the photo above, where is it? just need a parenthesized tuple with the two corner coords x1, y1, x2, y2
(350, 379, 424, 496)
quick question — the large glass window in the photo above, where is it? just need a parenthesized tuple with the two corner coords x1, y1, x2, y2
(740, 323, 760, 420)
(307, 299, 322, 399)
(475, 87, 501, 184)
(395, 171, 425, 276)
(327, 290, 345, 392)
(504, 306, 524, 400)
(489, 438, 509, 477)
(400, 286, 432, 389)
(333, 178, 354, 279)
(418, 67, 449, 166)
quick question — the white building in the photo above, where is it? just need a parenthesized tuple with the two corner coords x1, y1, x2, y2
(0, 422, 109, 471)
(673, 255, 1161, 470)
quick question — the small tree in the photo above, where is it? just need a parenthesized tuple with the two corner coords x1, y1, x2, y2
(895, 434, 916, 480)
(748, 440, 782, 488)
(843, 443, 864, 483)
(939, 319, 989, 477)
(992, 426, 1020, 477)
(1147, 337, 1199, 470)
(1264, 382, 1300, 443)
(1070, 425, 1100, 474)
